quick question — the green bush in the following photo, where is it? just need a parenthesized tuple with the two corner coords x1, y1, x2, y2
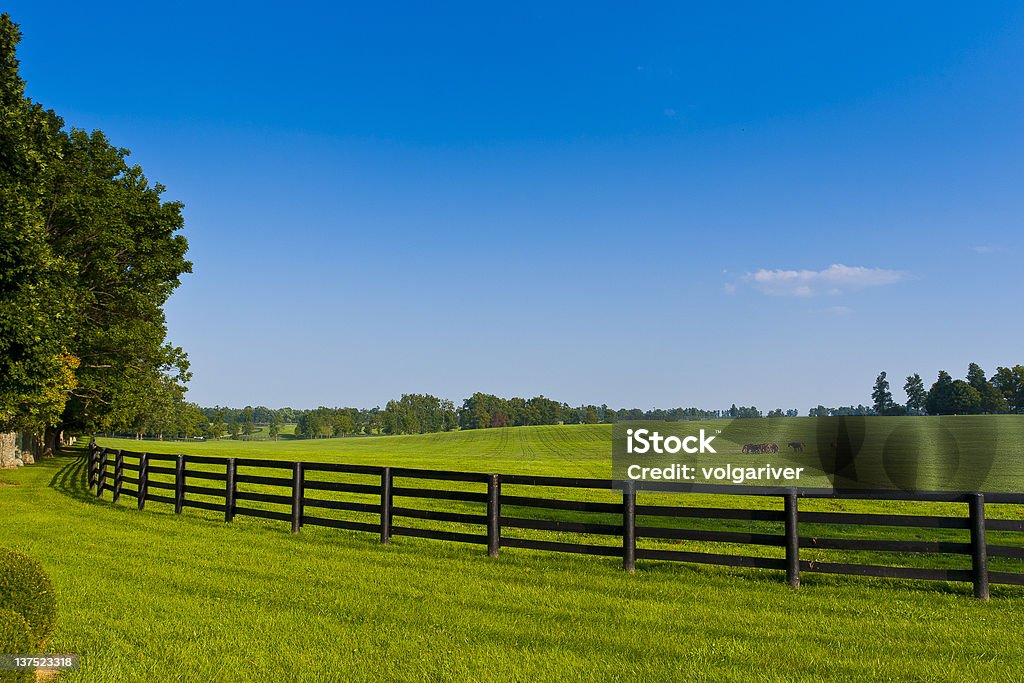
(0, 549, 56, 649)
(0, 608, 33, 682)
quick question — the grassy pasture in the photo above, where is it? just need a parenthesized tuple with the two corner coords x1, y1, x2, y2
(106, 416, 1024, 490)
(96, 419, 1024, 576)
(0, 419, 1022, 681)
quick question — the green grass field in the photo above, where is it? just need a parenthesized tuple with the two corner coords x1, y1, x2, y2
(100, 415, 1024, 485)
(2, 419, 1023, 681)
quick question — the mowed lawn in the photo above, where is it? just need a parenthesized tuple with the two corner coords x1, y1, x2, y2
(99, 422, 615, 476)
(97, 415, 1024, 490)
(0, 421, 1021, 681)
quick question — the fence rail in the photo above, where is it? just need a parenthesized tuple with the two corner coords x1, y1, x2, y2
(86, 445, 1024, 599)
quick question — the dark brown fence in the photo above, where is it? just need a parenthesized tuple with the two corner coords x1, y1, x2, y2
(85, 445, 1024, 599)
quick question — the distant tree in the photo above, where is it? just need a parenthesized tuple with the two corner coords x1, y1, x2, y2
(334, 413, 355, 436)
(177, 402, 205, 440)
(871, 372, 894, 414)
(904, 374, 926, 415)
(991, 365, 1024, 413)
(966, 363, 1008, 414)
(208, 420, 226, 439)
(926, 371, 957, 415)
(241, 406, 255, 435)
(767, 408, 784, 418)
(268, 413, 281, 441)
(382, 394, 457, 435)
(950, 380, 983, 415)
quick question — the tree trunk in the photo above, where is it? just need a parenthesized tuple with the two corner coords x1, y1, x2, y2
(44, 426, 60, 456)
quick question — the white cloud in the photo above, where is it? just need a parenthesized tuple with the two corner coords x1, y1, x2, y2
(972, 245, 996, 254)
(826, 305, 852, 315)
(736, 264, 906, 297)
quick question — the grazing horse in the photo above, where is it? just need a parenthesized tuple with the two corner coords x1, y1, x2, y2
(788, 441, 805, 452)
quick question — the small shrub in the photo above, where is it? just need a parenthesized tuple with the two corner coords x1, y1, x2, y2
(0, 608, 33, 682)
(0, 549, 56, 649)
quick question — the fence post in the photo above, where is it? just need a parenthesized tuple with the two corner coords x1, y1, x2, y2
(487, 473, 501, 558)
(784, 491, 800, 589)
(380, 467, 392, 544)
(969, 493, 989, 601)
(291, 462, 304, 534)
(174, 455, 185, 514)
(224, 458, 236, 523)
(138, 453, 148, 510)
(87, 444, 96, 490)
(623, 481, 637, 573)
(97, 448, 107, 498)
(112, 450, 124, 503)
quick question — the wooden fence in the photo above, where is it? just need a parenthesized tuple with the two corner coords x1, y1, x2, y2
(85, 445, 1024, 599)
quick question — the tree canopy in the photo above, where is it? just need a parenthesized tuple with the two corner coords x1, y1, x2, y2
(0, 14, 190, 439)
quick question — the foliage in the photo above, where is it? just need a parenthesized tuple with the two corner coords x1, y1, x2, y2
(871, 371, 893, 414)
(0, 547, 56, 649)
(991, 365, 1024, 413)
(47, 128, 191, 434)
(968, 363, 1010, 414)
(925, 365, 1009, 416)
(904, 373, 926, 415)
(382, 394, 457, 435)
(0, 14, 191, 437)
(925, 371, 955, 415)
(458, 393, 632, 429)
(0, 609, 32, 682)
(0, 15, 76, 434)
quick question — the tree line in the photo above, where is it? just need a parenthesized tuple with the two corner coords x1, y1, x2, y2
(0, 15, 191, 450)
(870, 363, 1024, 416)
(164, 396, 794, 441)
(133, 360, 1024, 440)
(119, 362, 1024, 441)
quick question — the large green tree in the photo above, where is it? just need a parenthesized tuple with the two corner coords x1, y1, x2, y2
(0, 14, 191, 441)
(0, 15, 76, 434)
(45, 128, 191, 435)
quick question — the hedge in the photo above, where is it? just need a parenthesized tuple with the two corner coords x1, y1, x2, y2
(0, 608, 33, 682)
(0, 549, 56, 649)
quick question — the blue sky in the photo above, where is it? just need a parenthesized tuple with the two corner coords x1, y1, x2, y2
(9, 2, 1024, 411)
